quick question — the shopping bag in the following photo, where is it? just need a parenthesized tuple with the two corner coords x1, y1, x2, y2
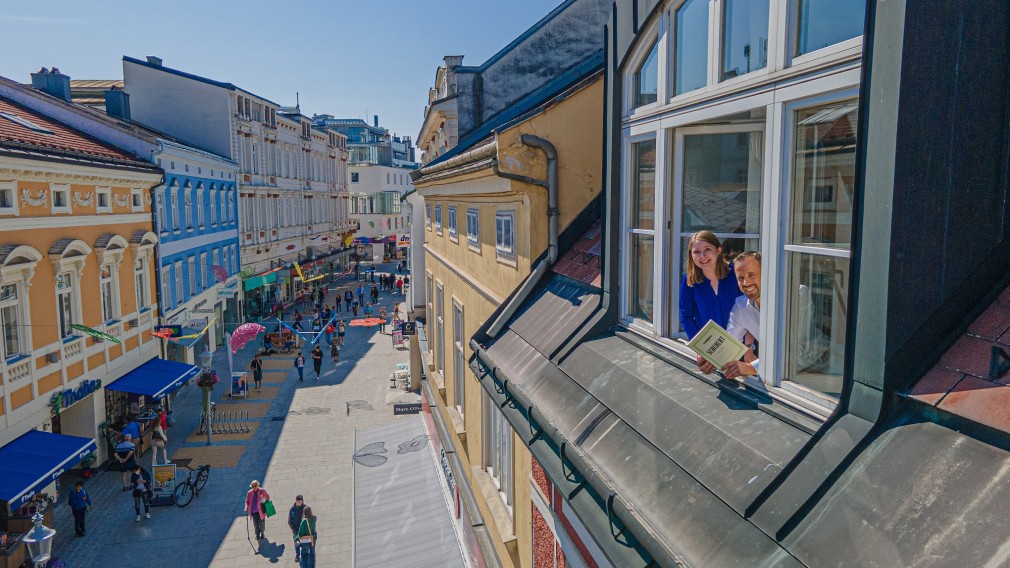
(262, 499, 276, 518)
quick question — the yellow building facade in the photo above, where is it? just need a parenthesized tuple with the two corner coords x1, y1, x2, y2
(414, 74, 603, 568)
(0, 99, 162, 464)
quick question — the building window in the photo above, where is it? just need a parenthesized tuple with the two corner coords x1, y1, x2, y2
(453, 301, 464, 414)
(0, 181, 18, 215)
(466, 208, 479, 249)
(227, 191, 235, 223)
(435, 283, 444, 372)
(134, 257, 148, 310)
(796, 0, 865, 57)
(51, 183, 71, 213)
(782, 100, 857, 398)
(447, 206, 458, 240)
(170, 184, 180, 230)
(196, 185, 205, 227)
(161, 267, 171, 309)
(434, 205, 442, 234)
(425, 203, 431, 230)
(210, 186, 217, 226)
(200, 252, 209, 289)
(56, 272, 78, 339)
(495, 210, 515, 259)
(184, 184, 193, 228)
(188, 257, 197, 297)
(634, 40, 659, 107)
(156, 191, 167, 232)
(174, 261, 183, 306)
(674, 0, 709, 96)
(131, 188, 143, 211)
(425, 272, 433, 337)
(96, 187, 112, 213)
(0, 283, 23, 360)
(484, 393, 513, 509)
(721, 0, 769, 80)
(99, 264, 118, 323)
(626, 139, 656, 323)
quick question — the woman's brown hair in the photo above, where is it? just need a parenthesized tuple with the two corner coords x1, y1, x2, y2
(685, 230, 729, 286)
(303, 506, 315, 521)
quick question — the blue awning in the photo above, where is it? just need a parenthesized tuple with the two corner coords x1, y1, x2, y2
(0, 430, 96, 509)
(106, 358, 199, 399)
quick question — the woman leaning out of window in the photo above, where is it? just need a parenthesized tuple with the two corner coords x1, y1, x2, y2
(679, 230, 742, 339)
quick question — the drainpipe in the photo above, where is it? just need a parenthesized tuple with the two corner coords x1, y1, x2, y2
(487, 134, 557, 338)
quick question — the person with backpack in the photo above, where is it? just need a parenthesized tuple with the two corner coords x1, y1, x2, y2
(294, 353, 305, 382)
(244, 480, 271, 540)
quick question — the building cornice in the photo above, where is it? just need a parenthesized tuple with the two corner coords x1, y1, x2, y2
(0, 157, 163, 186)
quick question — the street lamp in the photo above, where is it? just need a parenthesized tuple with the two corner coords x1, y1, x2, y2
(22, 513, 55, 568)
(199, 349, 214, 446)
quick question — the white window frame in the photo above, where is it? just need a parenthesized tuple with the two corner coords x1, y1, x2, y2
(188, 256, 197, 297)
(0, 246, 40, 362)
(51, 183, 71, 213)
(174, 261, 183, 306)
(56, 271, 81, 340)
(96, 187, 112, 213)
(434, 205, 442, 235)
(130, 188, 143, 212)
(170, 183, 180, 231)
(452, 300, 464, 414)
(447, 205, 458, 241)
(99, 263, 119, 324)
(484, 393, 513, 511)
(196, 184, 205, 229)
(466, 207, 480, 250)
(155, 190, 167, 233)
(435, 282, 444, 373)
(184, 183, 193, 229)
(621, 133, 660, 333)
(495, 210, 515, 260)
(425, 203, 431, 230)
(210, 186, 218, 226)
(0, 283, 26, 361)
(161, 266, 171, 309)
(200, 252, 209, 289)
(0, 181, 18, 215)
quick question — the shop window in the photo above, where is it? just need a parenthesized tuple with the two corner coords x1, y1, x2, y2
(626, 139, 656, 322)
(795, 0, 865, 57)
(722, 0, 769, 80)
(782, 100, 857, 398)
(447, 206, 458, 240)
(634, 40, 659, 107)
(674, 0, 709, 95)
(484, 393, 513, 510)
(495, 211, 515, 259)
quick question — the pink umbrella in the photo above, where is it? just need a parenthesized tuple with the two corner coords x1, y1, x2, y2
(230, 323, 266, 353)
(210, 265, 228, 283)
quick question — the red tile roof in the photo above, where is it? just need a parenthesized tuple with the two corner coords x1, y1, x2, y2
(909, 284, 1010, 431)
(552, 220, 602, 287)
(0, 96, 139, 162)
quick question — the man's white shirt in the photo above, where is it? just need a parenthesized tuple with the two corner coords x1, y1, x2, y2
(726, 295, 760, 374)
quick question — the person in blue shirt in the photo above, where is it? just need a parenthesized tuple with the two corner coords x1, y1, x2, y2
(120, 420, 141, 442)
(67, 481, 93, 536)
(679, 230, 742, 339)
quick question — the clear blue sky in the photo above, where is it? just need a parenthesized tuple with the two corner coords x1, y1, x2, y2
(0, 1, 563, 151)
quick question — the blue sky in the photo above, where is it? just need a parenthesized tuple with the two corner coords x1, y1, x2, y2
(0, 1, 562, 151)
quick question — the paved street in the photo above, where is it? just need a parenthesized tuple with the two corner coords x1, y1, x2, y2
(49, 264, 434, 567)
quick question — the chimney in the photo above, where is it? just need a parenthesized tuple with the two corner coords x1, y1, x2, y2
(30, 67, 71, 101)
(146, 56, 163, 66)
(373, 115, 379, 128)
(104, 87, 131, 120)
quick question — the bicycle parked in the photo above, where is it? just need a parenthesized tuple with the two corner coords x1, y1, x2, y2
(174, 464, 211, 507)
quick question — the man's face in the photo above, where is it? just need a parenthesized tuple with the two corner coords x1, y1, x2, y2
(735, 257, 762, 303)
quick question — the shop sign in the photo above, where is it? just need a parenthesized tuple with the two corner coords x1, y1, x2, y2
(193, 299, 207, 310)
(393, 403, 421, 415)
(397, 235, 411, 248)
(191, 309, 215, 315)
(400, 321, 416, 335)
(50, 379, 102, 415)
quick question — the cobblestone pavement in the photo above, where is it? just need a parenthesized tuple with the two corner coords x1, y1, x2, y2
(50, 263, 426, 567)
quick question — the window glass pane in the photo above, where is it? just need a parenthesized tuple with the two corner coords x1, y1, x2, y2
(634, 41, 659, 107)
(675, 0, 709, 95)
(682, 131, 762, 234)
(631, 139, 656, 230)
(58, 291, 73, 338)
(790, 102, 857, 249)
(722, 0, 769, 79)
(784, 253, 848, 397)
(2, 304, 19, 357)
(629, 234, 654, 322)
(796, 0, 865, 56)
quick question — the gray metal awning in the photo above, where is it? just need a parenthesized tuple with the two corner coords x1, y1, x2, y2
(352, 416, 466, 568)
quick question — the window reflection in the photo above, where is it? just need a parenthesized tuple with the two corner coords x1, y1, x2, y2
(635, 41, 659, 107)
(722, 0, 769, 80)
(629, 234, 654, 322)
(675, 0, 709, 95)
(681, 132, 762, 235)
(796, 0, 865, 56)
(631, 140, 656, 230)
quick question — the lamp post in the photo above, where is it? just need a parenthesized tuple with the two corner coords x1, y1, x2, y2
(199, 349, 214, 446)
(22, 512, 55, 568)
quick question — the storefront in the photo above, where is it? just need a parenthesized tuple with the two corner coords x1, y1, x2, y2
(242, 270, 279, 321)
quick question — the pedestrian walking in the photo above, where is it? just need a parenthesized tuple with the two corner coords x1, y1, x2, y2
(151, 420, 168, 467)
(250, 353, 264, 393)
(337, 320, 346, 344)
(288, 495, 307, 561)
(68, 481, 93, 536)
(293, 311, 304, 331)
(379, 307, 388, 333)
(244, 480, 271, 540)
(330, 340, 340, 363)
(364, 302, 374, 317)
(114, 435, 137, 491)
(294, 353, 305, 382)
(317, 288, 324, 306)
(296, 506, 318, 568)
(311, 345, 323, 380)
(130, 464, 152, 521)
(396, 277, 403, 296)
(370, 284, 379, 304)
(352, 300, 359, 317)
(325, 322, 335, 346)
(344, 289, 353, 311)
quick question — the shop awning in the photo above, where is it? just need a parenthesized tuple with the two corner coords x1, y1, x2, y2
(243, 271, 278, 291)
(106, 358, 199, 399)
(0, 430, 96, 509)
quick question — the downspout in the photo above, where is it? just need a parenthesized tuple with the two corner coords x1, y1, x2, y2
(487, 134, 557, 338)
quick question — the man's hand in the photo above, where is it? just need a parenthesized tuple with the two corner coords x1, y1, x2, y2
(696, 355, 716, 375)
(721, 360, 756, 380)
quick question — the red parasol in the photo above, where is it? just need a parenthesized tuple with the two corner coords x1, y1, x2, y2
(230, 323, 266, 353)
(349, 318, 385, 327)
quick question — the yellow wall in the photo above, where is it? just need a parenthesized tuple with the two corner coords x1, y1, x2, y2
(417, 74, 603, 568)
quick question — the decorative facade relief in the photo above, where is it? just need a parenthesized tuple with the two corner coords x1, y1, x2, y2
(113, 193, 130, 208)
(21, 188, 46, 207)
(73, 191, 94, 207)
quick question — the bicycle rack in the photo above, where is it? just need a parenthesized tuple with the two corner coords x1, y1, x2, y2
(243, 410, 251, 432)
